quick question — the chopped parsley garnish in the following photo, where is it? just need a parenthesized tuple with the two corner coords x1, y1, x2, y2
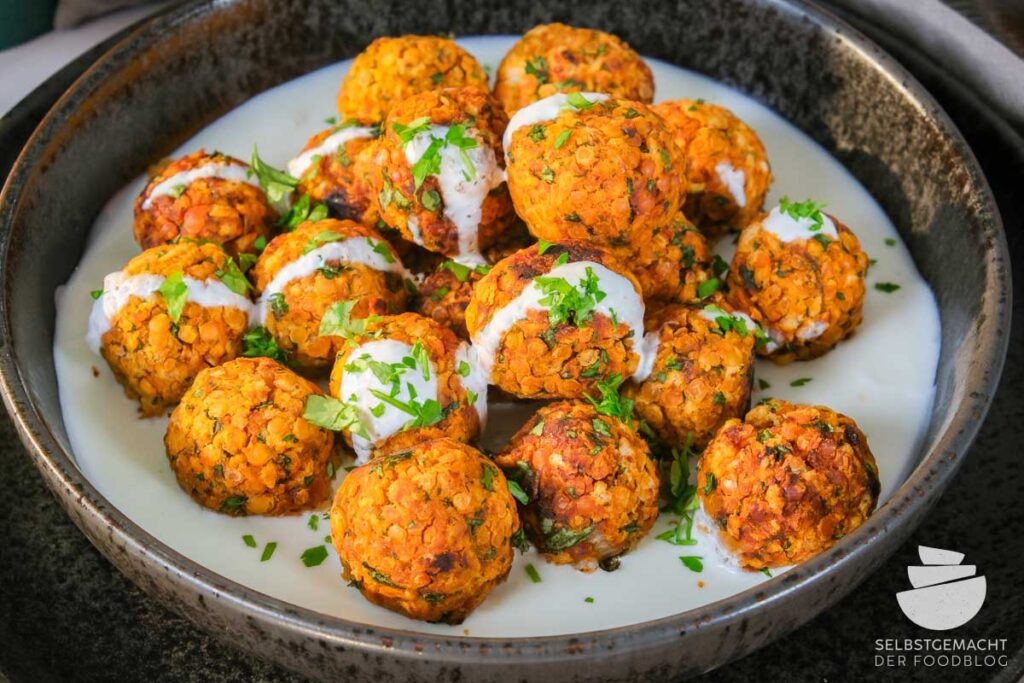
(778, 196, 827, 232)
(658, 434, 700, 547)
(679, 555, 704, 573)
(220, 495, 247, 513)
(260, 541, 277, 562)
(318, 300, 379, 340)
(300, 545, 329, 567)
(884, 237, 897, 246)
(440, 259, 488, 282)
(875, 282, 901, 293)
(702, 304, 769, 348)
(397, 120, 479, 189)
(242, 326, 286, 362)
(554, 130, 571, 149)
(584, 596, 595, 603)
(269, 293, 289, 319)
(362, 562, 400, 587)
(524, 563, 542, 583)
(507, 479, 529, 505)
(307, 514, 319, 531)
(790, 377, 812, 387)
(90, 289, 103, 300)
(528, 124, 546, 142)
(215, 257, 252, 296)
(697, 277, 720, 299)
(481, 464, 497, 491)
(410, 341, 431, 381)
(524, 56, 549, 84)
(301, 230, 343, 255)
(544, 524, 593, 551)
(253, 235, 267, 252)
(758, 378, 771, 390)
(511, 528, 530, 553)
(302, 395, 369, 438)
(537, 239, 554, 255)
(703, 472, 716, 495)
(457, 360, 471, 377)
(250, 146, 298, 204)
(392, 116, 432, 144)
(368, 388, 444, 430)
(277, 192, 328, 231)
(583, 373, 635, 427)
(565, 92, 595, 110)
(761, 568, 773, 578)
(421, 189, 442, 212)
(535, 267, 606, 328)
(158, 271, 188, 324)
(242, 534, 257, 548)
(711, 254, 729, 278)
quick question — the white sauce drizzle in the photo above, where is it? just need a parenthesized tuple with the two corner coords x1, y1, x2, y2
(502, 92, 609, 152)
(455, 342, 489, 429)
(470, 260, 649, 381)
(86, 272, 252, 354)
(251, 238, 412, 325)
(796, 320, 829, 341)
(760, 204, 838, 243)
(286, 125, 377, 179)
(338, 338, 439, 463)
(714, 161, 747, 208)
(141, 162, 259, 210)
(402, 125, 504, 266)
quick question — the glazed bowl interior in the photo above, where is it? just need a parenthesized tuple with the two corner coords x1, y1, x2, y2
(0, 0, 1009, 679)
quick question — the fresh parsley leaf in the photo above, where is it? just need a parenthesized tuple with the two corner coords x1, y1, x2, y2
(524, 563, 542, 583)
(319, 300, 378, 340)
(302, 394, 369, 438)
(680, 555, 704, 572)
(242, 326, 286, 362)
(583, 373, 635, 427)
(250, 146, 298, 204)
(215, 257, 252, 296)
(260, 541, 277, 562)
(507, 479, 529, 505)
(300, 545, 329, 567)
(874, 282, 901, 293)
(158, 271, 188, 324)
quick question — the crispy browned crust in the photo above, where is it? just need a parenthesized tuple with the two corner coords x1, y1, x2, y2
(413, 264, 481, 340)
(372, 87, 515, 258)
(653, 100, 772, 236)
(725, 212, 868, 363)
(133, 150, 274, 256)
(504, 97, 686, 270)
(294, 126, 381, 226)
(101, 242, 249, 416)
(494, 23, 655, 114)
(624, 302, 755, 449)
(331, 438, 519, 623)
(336, 36, 489, 123)
(327, 313, 482, 456)
(698, 399, 880, 569)
(164, 357, 336, 516)
(495, 401, 659, 571)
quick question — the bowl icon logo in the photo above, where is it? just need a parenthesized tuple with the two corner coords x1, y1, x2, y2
(896, 546, 986, 631)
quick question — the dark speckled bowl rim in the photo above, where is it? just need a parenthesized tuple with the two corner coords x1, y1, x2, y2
(0, 0, 1011, 672)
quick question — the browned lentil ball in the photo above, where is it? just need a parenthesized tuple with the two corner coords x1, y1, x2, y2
(494, 23, 655, 115)
(290, 123, 382, 226)
(133, 150, 275, 256)
(95, 241, 250, 416)
(504, 96, 686, 275)
(336, 36, 489, 123)
(464, 241, 646, 400)
(330, 438, 520, 623)
(726, 208, 868, 363)
(371, 87, 515, 261)
(250, 219, 411, 371)
(495, 401, 659, 571)
(624, 302, 755, 449)
(653, 99, 772, 235)
(632, 211, 714, 305)
(165, 357, 336, 516)
(327, 313, 483, 459)
(697, 399, 880, 569)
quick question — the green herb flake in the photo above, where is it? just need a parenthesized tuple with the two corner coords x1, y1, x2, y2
(874, 282, 901, 293)
(554, 130, 571, 149)
(90, 288, 103, 300)
(242, 326, 287, 362)
(260, 541, 277, 562)
(524, 563, 542, 583)
(790, 377, 813, 387)
(301, 545, 329, 567)
(680, 555, 704, 573)
(250, 146, 299, 204)
(242, 534, 257, 548)
(158, 271, 189, 324)
(507, 479, 529, 505)
(303, 395, 369, 438)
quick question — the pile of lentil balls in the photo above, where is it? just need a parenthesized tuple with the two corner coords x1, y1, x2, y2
(86, 24, 881, 624)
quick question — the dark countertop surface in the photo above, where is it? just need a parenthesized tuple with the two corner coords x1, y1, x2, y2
(1, 2, 1023, 681)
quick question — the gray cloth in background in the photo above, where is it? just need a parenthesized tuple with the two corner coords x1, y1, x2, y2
(54, 0, 164, 29)
(830, 0, 1024, 128)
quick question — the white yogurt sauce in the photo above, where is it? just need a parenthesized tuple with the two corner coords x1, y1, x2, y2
(760, 204, 839, 242)
(470, 260, 648, 380)
(53, 36, 942, 639)
(251, 238, 412, 325)
(714, 160, 747, 207)
(502, 92, 609, 152)
(141, 161, 259, 209)
(401, 124, 504, 265)
(338, 338, 439, 463)
(455, 342, 489, 429)
(286, 125, 377, 178)
(85, 271, 253, 353)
